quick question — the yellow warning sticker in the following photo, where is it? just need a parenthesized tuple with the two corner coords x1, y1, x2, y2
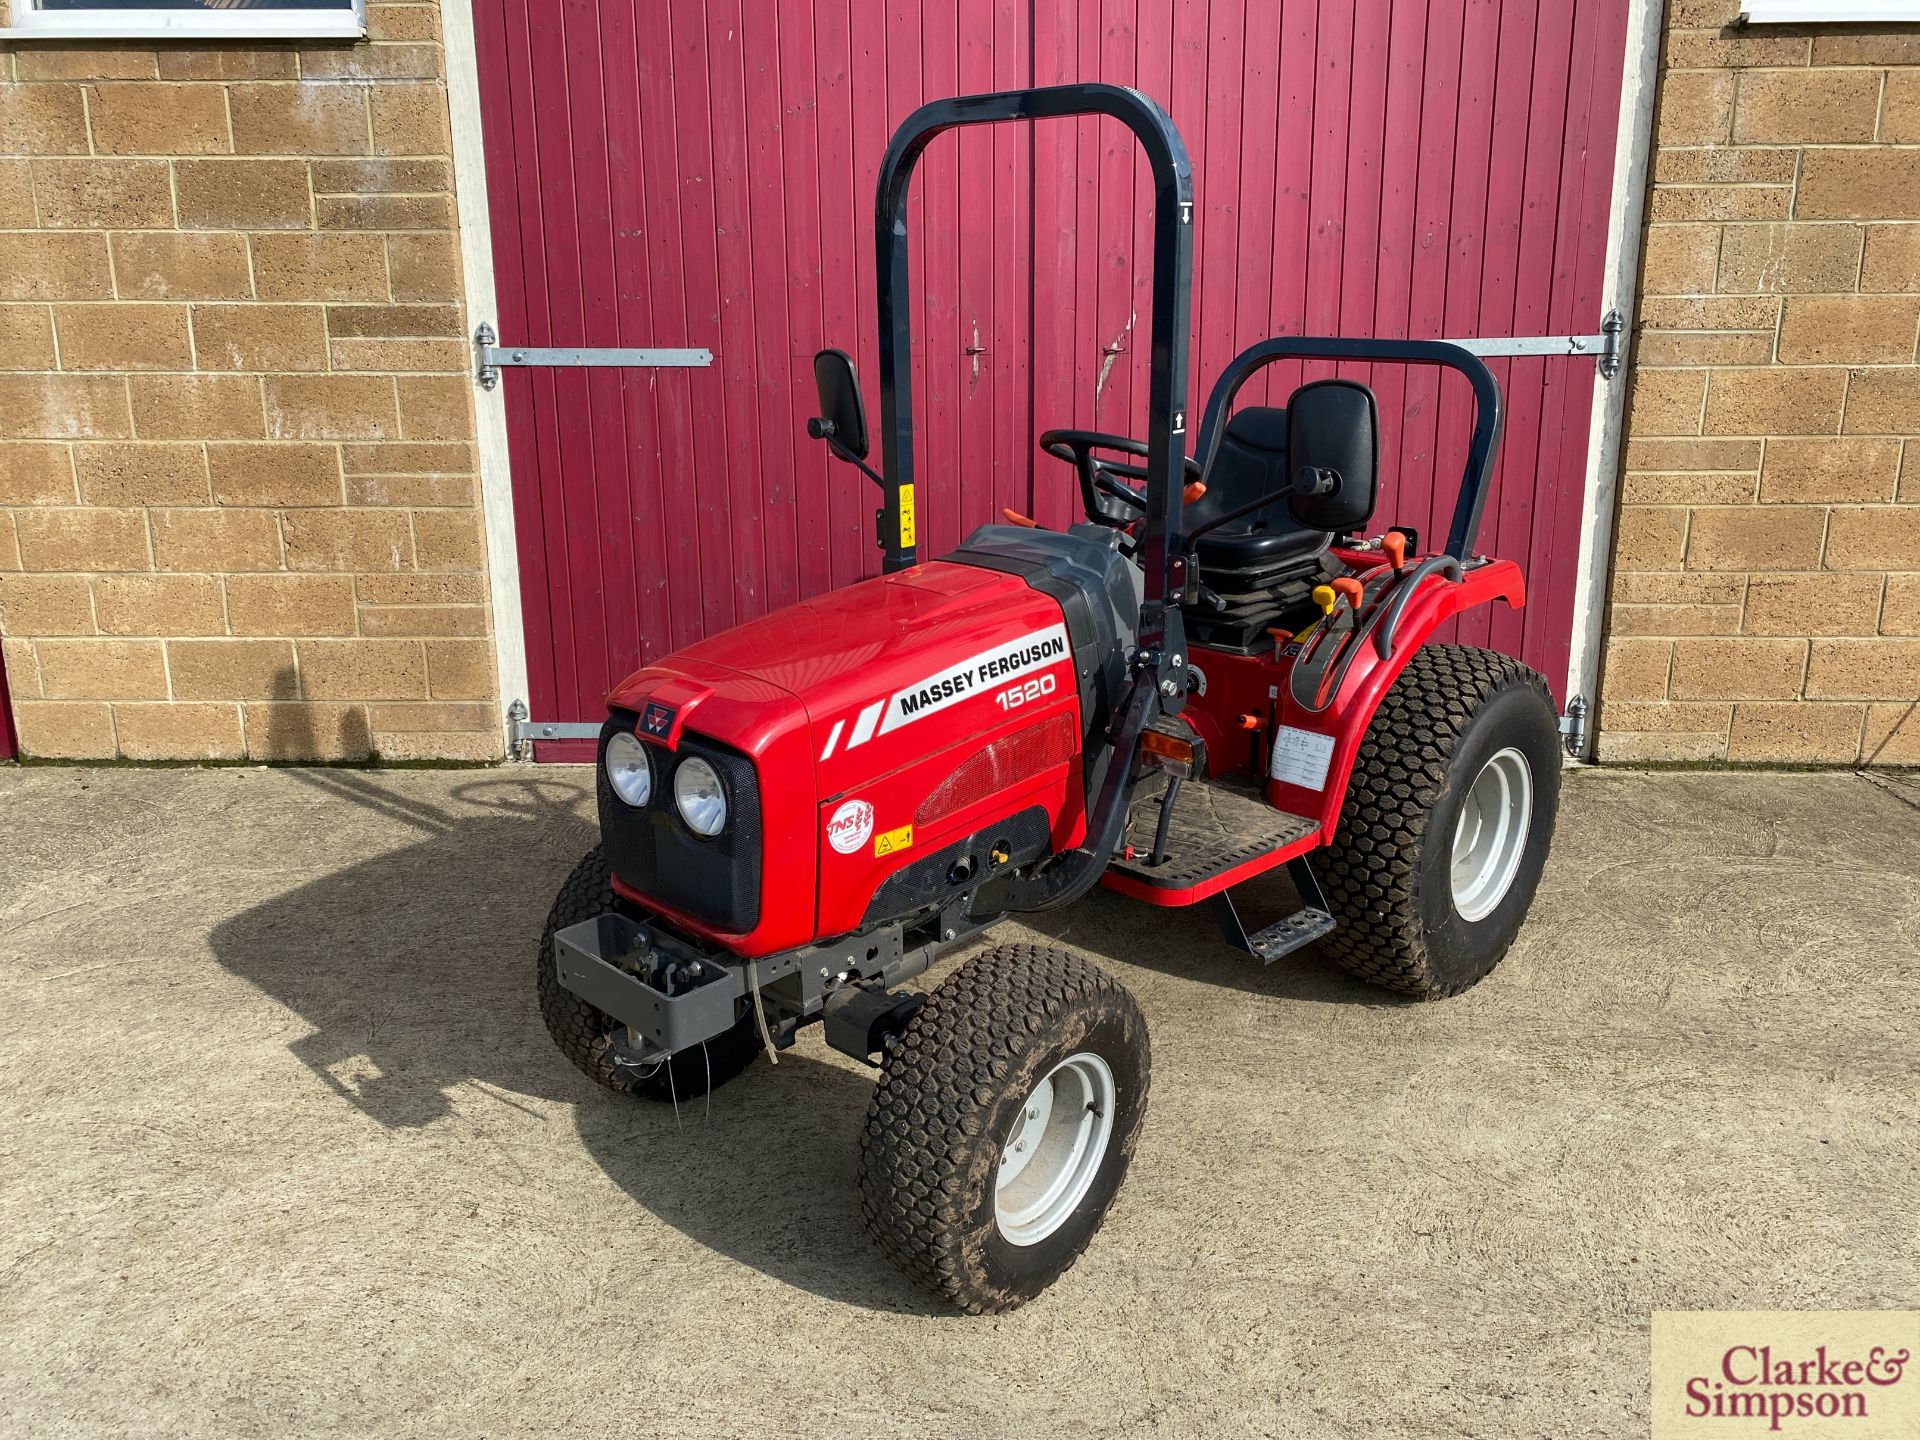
(874, 824, 913, 857)
(898, 485, 916, 549)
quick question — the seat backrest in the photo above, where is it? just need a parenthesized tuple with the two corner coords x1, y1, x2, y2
(1181, 405, 1300, 540)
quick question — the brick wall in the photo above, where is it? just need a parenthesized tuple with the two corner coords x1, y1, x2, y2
(1602, 4, 1919, 766)
(0, 0, 501, 762)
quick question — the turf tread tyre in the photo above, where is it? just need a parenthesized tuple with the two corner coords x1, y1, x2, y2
(1318, 643, 1558, 999)
(857, 943, 1150, 1314)
(536, 847, 761, 1101)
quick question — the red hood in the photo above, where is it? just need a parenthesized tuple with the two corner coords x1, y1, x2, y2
(606, 558, 1073, 799)
(635, 561, 1027, 721)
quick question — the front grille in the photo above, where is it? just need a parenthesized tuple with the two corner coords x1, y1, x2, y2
(597, 712, 763, 932)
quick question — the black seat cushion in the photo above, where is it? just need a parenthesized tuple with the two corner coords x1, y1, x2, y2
(1186, 406, 1329, 574)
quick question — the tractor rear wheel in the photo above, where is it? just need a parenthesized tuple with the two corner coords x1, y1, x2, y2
(536, 847, 763, 1101)
(857, 943, 1150, 1313)
(1318, 643, 1560, 998)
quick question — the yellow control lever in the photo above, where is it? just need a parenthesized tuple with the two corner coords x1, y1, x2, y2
(1312, 584, 1337, 616)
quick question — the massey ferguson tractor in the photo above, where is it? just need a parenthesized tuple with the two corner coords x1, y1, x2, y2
(536, 85, 1562, 1313)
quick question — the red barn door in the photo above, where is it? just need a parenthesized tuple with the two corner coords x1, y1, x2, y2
(471, 0, 1630, 745)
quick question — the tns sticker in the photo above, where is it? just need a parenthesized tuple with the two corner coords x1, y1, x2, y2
(826, 798, 874, 855)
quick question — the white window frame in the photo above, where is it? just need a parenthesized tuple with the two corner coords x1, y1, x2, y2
(1740, 1, 1920, 21)
(2, 0, 365, 41)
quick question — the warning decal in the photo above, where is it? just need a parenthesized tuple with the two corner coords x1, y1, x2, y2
(874, 824, 913, 857)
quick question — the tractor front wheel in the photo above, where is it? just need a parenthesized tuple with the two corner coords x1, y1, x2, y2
(1319, 643, 1561, 998)
(857, 943, 1151, 1313)
(536, 847, 763, 1101)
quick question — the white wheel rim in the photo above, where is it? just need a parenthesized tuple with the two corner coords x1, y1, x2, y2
(1449, 746, 1533, 923)
(994, 1052, 1117, 1247)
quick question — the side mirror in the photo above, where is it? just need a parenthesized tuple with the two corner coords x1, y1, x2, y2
(1285, 379, 1378, 532)
(808, 347, 869, 461)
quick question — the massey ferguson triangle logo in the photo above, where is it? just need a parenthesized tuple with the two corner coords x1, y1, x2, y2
(816, 624, 1069, 762)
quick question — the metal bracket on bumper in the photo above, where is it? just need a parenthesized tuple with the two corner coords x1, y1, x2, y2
(552, 913, 744, 1058)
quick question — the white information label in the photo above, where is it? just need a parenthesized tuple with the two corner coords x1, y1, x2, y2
(1269, 726, 1336, 791)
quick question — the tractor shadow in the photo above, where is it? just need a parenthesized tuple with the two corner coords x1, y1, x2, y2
(205, 764, 937, 1314)
(1036, 874, 1413, 1010)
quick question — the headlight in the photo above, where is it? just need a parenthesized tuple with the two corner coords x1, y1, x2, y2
(674, 756, 728, 836)
(604, 731, 652, 808)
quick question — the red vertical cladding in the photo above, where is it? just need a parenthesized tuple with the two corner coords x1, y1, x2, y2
(1191, 0, 1243, 413)
(883, 0, 928, 555)
(846, 0, 891, 583)
(1171, 0, 1220, 408)
(1454, 0, 1537, 651)
(552, 0, 626, 704)
(633, 0, 708, 656)
(1485, 0, 1574, 664)
(1427, 0, 1501, 643)
(522, 0, 599, 719)
(1530, 0, 1630, 696)
(739, 10, 802, 617)
(1125, 0, 1174, 442)
(592, 0, 664, 686)
(1090, 0, 1138, 437)
(954, 0, 998, 535)
(1302, 0, 1354, 385)
(703, 0, 769, 626)
(477, 0, 564, 722)
(779, 5, 834, 606)
(1265, 0, 1317, 407)
(920, 2, 963, 559)
(814, 0, 866, 593)
(1336, 0, 1389, 456)
(1030, 0, 1080, 531)
(989, 0, 1033, 525)
(1394, 0, 1464, 546)
(1231, 1, 1283, 406)
(1366, 0, 1430, 532)
(668, 0, 741, 641)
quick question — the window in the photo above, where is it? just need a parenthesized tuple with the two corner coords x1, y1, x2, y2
(1740, 1, 1920, 21)
(3, 0, 366, 41)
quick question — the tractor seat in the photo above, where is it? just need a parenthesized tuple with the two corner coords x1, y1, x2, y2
(1184, 406, 1330, 577)
(1181, 384, 1381, 651)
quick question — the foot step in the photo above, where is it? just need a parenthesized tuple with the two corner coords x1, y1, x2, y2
(1242, 907, 1336, 964)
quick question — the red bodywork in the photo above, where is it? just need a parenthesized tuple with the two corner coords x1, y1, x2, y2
(604, 539, 1521, 953)
(1106, 547, 1524, 905)
(606, 560, 1084, 958)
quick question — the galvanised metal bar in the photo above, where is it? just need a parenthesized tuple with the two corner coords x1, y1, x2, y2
(473, 322, 713, 391)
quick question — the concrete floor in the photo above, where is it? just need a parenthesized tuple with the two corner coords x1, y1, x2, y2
(0, 764, 1915, 1438)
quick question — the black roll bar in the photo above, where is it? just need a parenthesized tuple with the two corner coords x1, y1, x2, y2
(873, 83, 1195, 648)
(1192, 338, 1506, 562)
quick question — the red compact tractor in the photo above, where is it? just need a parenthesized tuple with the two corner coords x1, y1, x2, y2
(538, 85, 1562, 1312)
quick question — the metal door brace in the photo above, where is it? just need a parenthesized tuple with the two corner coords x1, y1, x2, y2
(475, 322, 713, 390)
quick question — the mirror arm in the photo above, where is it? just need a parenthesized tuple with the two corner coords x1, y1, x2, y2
(810, 418, 888, 489)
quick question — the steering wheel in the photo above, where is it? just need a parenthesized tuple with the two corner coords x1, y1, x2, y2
(1038, 429, 1204, 529)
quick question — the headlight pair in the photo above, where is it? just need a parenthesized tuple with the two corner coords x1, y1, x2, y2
(604, 732, 728, 837)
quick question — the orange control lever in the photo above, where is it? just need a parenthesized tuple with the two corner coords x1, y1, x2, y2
(1182, 480, 1208, 504)
(1382, 529, 1408, 572)
(1331, 576, 1364, 610)
(1237, 713, 1262, 731)
(1001, 507, 1039, 529)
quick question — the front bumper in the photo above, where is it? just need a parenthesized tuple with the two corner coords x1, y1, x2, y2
(552, 912, 745, 1060)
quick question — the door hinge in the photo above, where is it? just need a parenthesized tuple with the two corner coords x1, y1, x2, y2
(1443, 309, 1627, 380)
(506, 698, 602, 761)
(474, 322, 714, 391)
(1558, 694, 1590, 758)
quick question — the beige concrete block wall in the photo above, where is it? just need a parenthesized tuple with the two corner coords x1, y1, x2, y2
(1601, 4, 1920, 766)
(0, 0, 502, 762)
